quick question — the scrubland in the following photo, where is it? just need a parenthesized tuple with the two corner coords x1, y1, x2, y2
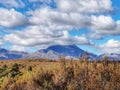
(0, 56, 120, 90)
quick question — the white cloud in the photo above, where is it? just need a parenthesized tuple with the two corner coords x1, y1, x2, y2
(88, 33, 103, 40)
(28, 7, 120, 37)
(91, 15, 120, 35)
(29, 7, 91, 30)
(0, 0, 25, 8)
(57, 0, 113, 13)
(1, 0, 120, 54)
(0, 37, 3, 47)
(2, 7, 92, 48)
(98, 39, 120, 53)
(10, 45, 26, 52)
(0, 8, 27, 28)
(91, 15, 115, 30)
(4, 26, 91, 48)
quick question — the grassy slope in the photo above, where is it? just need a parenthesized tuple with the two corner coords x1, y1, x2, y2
(0, 58, 120, 90)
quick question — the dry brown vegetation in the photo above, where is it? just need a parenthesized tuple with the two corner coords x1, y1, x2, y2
(0, 56, 120, 90)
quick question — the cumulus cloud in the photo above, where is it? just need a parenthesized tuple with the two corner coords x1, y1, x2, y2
(0, 37, 3, 47)
(88, 33, 103, 40)
(0, 8, 27, 28)
(0, 0, 25, 8)
(1, 0, 120, 54)
(91, 15, 120, 35)
(57, 0, 113, 13)
(29, 7, 91, 30)
(91, 15, 116, 30)
(28, 7, 120, 37)
(98, 39, 120, 53)
(10, 45, 26, 52)
(4, 25, 91, 49)
(2, 6, 92, 50)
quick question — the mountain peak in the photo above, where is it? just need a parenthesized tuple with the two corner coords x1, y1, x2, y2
(47, 44, 79, 50)
(45, 44, 96, 59)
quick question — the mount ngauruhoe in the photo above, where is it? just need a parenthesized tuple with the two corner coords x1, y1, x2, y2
(24, 45, 97, 60)
(0, 45, 120, 60)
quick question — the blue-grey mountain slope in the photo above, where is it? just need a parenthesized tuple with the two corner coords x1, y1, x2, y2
(98, 53, 120, 60)
(24, 45, 97, 60)
(0, 48, 28, 60)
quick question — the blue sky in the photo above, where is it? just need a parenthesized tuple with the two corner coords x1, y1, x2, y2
(0, 0, 120, 55)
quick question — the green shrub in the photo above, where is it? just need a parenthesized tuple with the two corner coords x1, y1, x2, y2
(2, 64, 7, 69)
(28, 66, 32, 71)
(10, 63, 21, 78)
(11, 63, 19, 72)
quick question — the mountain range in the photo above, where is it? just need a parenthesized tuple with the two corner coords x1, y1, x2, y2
(0, 45, 120, 60)
(0, 48, 27, 60)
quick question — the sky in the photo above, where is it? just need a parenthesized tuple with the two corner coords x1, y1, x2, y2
(0, 0, 120, 55)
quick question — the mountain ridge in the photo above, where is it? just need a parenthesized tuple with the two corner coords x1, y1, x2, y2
(0, 45, 120, 60)
(0, 48, 28, 60)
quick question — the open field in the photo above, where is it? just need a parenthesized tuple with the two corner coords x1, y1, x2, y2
(0, 58, 120, 90)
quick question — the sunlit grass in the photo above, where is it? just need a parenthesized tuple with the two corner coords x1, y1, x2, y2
(0, 57, 120, 90)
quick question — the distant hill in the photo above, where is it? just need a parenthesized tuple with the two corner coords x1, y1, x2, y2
(98, 53, 120, 60)
(0, 48, 28, 60)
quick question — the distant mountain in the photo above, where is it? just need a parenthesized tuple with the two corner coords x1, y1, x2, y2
(98, 53, 120, 60)
(0, 48, 28, 60)
(2, 45, 120, 60)
(25, 45, 97, 60)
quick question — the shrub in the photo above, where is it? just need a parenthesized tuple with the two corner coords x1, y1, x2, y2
(2, 64, 8, 69)
(10, 63, 21, 78)
(28, 66, 32, 71)
(11, 63, 19, 72)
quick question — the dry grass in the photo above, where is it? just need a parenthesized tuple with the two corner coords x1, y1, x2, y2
(0, 57, 120, 90)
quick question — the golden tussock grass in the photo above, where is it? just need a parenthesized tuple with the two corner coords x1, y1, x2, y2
(0, 57, 120, 90)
